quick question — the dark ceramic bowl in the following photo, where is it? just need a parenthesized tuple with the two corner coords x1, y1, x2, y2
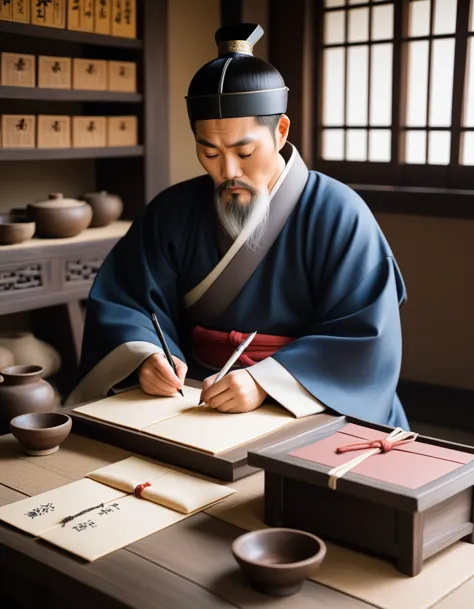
(232, 528, 327, 597)
(10, 412, 72, 456)
(0, 213, 36, 245)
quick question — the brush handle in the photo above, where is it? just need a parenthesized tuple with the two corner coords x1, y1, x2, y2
(151, 312, 184, 397)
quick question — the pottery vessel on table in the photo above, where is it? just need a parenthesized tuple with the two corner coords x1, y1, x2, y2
(27, 193, 92, 238)
(232, 528, 327, 597)
(82, 190, 123, 227)
(0, 212, 36, 245)
(10, 412, 72, 456)
(0, 331, 61, 378)
(0, 365, 56, 435)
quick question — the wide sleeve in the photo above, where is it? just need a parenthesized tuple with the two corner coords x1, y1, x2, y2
(65, 199, 185, 406)
(249, 179, 408, 428)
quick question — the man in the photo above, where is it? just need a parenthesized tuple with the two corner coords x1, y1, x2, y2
(67, 24, 409, 429)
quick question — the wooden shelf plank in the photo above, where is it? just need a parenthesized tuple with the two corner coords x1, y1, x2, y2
(0, 21, 142, 49)
(0, 85, 142, 103)
(0, 146, 144, 161)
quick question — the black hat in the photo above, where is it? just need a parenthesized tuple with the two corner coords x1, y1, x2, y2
(186, 23, 289, 122)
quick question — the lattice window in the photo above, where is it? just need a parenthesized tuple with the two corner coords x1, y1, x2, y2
(403, 0, 457, 164)
(316, 0, 474, 186)
(321, 0, 395, 162)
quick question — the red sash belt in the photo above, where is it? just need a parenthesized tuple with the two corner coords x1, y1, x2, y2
(191, 325, 295, 368)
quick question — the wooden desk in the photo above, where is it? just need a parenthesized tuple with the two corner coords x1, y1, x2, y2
(0, 432, 471, 609)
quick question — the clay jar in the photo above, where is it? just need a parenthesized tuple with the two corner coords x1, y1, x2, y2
(0, 365, 56, 435)
(27, 193, 92, 238)
(82, 190, 123, 227)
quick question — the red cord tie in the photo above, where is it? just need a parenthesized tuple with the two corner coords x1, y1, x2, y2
(327, 427, 419, 491)
(134, 481, 151, 498)
(336, 438, 415, 454)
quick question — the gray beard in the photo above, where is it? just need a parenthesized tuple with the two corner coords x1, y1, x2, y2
(214, 187, 270, 251)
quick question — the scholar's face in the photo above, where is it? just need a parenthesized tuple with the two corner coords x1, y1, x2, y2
(195, 116, 286, 206)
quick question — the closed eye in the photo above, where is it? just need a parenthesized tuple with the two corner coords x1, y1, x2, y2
(238, 153, 253, 158)
(205, 154, 218, 159)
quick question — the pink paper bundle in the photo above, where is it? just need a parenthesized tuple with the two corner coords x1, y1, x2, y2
(289, 423, 474, 489)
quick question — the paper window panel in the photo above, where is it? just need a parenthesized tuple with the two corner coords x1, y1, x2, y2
(428, 131, 451, 164)
(433, 0, 458, 35)
(347, 45, 369, 126)
(370, 44, 393, 126)
(346, 129, 367, 161)
(406, 41, 430, 127)
(369, 130, 391, 162)
(324, 10, 345, 45)
(371, 4, 394, 41)
(325, 0, 345, 6)
(322, 129, 345, 160)
(471, 0, 474, 30)
(322, 48, 345, 126)
(461, 132, 474, 164)
(405, 130, 427, 163)
(463, 38, 474, 127)
(409, 0, 431, 37)
(429, 39, 455, 127)
(348, 8, 369, 43)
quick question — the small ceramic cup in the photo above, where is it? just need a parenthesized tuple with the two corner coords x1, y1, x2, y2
(232, 528, 327, 597)
(10, 412, 72, 456)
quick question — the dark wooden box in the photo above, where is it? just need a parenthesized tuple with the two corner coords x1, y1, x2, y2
(247, 416, 474, 576)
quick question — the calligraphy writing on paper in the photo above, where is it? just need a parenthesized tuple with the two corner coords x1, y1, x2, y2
(97, 502, 121, 516)
(72, 519, 97, 532)
(25, 502, 55, 519)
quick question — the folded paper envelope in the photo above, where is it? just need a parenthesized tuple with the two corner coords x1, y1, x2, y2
(289, 423, 474, 489)
(0, 456, 236, 561)
(87, 456, 235, 513)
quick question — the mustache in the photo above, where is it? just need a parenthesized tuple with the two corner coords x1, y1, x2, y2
(216, 180, 257, 195)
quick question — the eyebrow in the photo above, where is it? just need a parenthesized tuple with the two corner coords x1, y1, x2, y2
(197, 137, 256, 149)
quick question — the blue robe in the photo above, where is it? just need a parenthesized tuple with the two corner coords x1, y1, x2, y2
(75, 169, 408, 429)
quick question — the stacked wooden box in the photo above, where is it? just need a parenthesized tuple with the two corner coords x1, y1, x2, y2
(0, 114, 138, 148)
(0, 52, 136, 92)
(0, 0, 136, 39)
(0, 51, 137, 149)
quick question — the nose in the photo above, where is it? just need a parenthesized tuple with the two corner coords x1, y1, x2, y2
(220, 155, 243, 180)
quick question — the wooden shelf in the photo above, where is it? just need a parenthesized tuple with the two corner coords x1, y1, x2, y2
(0, 21, 143, 49)
(0, 146, 144, 161)
(0, 85, 142, 103)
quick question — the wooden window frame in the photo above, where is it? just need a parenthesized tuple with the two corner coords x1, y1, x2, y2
(269, 0, 474, 218)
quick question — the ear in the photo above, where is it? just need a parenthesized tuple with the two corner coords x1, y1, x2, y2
(276, 114, 290, 150)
